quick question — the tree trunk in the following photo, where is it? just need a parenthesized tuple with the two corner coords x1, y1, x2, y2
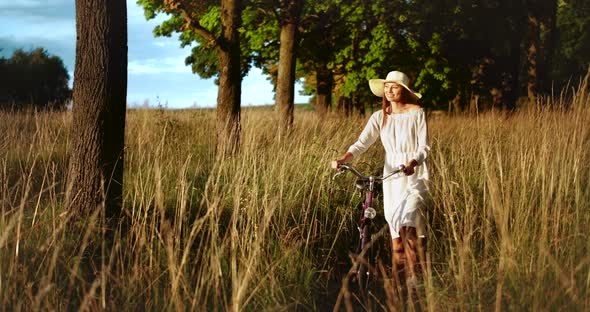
(490, 87, 503, 110)
(470, 57, 490, 111)
(337, 95, 353, 116)
(217, 0, 242, 156)
(526, 10, 540, 103)
(315, 64, 332, 116)
(452, 93, 463, 113)
(540, 0, 557, 93)
(495, 0, 523, 111)
(469, 93, 480, 113)
(276, 0, 303, 135)
(505, 37, 521, 111)
(68, 0, 127, 223)
(354, 94, 365, 117)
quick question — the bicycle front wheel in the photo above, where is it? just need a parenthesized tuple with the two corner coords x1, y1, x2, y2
(355, 223, 371, 292)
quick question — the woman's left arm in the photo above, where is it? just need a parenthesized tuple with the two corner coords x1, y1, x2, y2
(413, 110, 430, 166)
(403, 110, 430, 176)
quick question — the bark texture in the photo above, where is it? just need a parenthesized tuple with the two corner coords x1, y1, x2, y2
(217, 0, 242, 155)
(315, 64, 333, 116)
(276, 0, 303, 135)
(539, 0, 557, 93)
(68, 0, 127, 221)
(526, 12, 539, 102)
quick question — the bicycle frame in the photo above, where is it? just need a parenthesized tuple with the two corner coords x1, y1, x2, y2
(358, 176, 376, 253)
(333, 163, 405, 289)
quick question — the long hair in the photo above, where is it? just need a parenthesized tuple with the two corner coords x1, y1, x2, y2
(381, 96, 389, 127)
(381, 88, 418, 127)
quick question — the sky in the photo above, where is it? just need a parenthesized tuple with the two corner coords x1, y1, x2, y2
(0, 0, 310, 108)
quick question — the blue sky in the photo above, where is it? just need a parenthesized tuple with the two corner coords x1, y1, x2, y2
(0, 0, 310, 108)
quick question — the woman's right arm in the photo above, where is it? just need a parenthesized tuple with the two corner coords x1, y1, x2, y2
(332, 111, 381, 169)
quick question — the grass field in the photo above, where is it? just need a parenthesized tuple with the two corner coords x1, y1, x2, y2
(1, 87, 589, 311)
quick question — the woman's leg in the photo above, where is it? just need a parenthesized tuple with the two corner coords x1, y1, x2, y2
(392, 226, 422, 282)
(391, 237, 407, 290)
(392, 236, 405, 281)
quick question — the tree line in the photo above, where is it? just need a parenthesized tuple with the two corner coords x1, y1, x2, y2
(0, 48, 71, 110)
(138, 0, 589, 152)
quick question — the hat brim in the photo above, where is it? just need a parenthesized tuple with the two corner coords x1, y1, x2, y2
(368, 79, 422, 99)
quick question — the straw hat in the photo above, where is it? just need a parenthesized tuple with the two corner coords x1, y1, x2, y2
(368, 71, 422, 99)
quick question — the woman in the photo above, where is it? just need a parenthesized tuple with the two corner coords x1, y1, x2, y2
(332, 70, 430, 286)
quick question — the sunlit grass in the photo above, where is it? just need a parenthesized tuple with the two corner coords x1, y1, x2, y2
(1, 84, 589, 311)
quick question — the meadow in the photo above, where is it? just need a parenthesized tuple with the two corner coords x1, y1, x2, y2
(1, 86, 589, 311)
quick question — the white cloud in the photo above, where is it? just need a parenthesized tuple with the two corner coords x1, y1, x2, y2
(128, 57, 192, 75)
(0, 0, 43, 9)
(242, 72, 274, 106)
(189, 89, 219, 108)
(0, 0, 71, 10)
(153, 41, 169, 47)
(127, 1, 171, 26)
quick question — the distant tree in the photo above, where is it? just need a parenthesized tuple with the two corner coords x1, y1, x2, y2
(66, 0, 127, 224)
(297, 0, 351, 115)
(539, 0, 557, 93)
(522, 0, 557, 102)
(233, 0, 304, 132)
(408, 0, 529, 111)
(524, 0, 541, 102)
(554, 0, 590, 90)
(0, 48, 71, 110)
(0, 56, 7, 105)
(139, 0, 244, 155)
(133, 0, 586, 119)
(270, 0, 304, 134)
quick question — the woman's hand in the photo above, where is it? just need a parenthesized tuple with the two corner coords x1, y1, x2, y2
(403, 159, 418, 176)
(332, 152, 353, 170)
(330, 160, 341, 170)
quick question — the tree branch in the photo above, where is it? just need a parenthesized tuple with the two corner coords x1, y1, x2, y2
(164, 0, 219, 47)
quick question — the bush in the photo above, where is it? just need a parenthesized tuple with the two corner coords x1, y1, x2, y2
(0, 48, 71, 111)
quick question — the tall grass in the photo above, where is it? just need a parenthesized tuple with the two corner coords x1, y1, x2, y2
(1, 84, 589, 311)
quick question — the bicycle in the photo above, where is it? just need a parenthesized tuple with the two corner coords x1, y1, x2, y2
(331, 162, 406, 293)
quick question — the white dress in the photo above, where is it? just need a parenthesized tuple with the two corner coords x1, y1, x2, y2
(347, 108, 430, 239)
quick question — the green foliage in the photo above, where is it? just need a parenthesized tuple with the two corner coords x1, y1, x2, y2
(153, 15, 184, 38)
(293, 0, 476, 110)
(554, 0, 590, 85)
(137, 0, 254, 82)
(242, 7, 279, 73)
(186, 46, 219, 79)
(199, 6, 221, 32)
(136, 0, 585, 111)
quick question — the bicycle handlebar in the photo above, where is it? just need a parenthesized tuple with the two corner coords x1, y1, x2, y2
(333, 163, 406, 181)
